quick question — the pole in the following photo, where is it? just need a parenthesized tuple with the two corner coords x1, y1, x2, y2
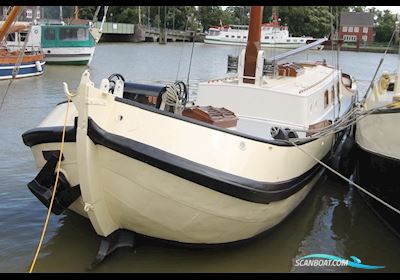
(0, 6, 22, 43)
(243, 6, 263, 84)
(138, 6, 141, 24)
(59, 6, 63, 22)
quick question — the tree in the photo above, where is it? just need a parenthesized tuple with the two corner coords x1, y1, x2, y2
(374, 9, 397, 42)
(198, 6, 224, 31)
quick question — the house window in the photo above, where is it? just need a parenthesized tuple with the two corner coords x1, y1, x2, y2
(363, 27, 368, 33)
(362, 35, 367, 42)
(354, 26, 359, 33)
(36, 10, 40, 19)
(342, 26, 348, 32)
(26, 9, 32, 18)
(348, 26, 354, 32)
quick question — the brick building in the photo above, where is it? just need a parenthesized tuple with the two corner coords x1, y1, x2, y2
(0, 6, 43, 21)
(339, 12, 375, 43)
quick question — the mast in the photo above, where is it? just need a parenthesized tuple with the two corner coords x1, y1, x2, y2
(59, 6, 63, 22)
(74, 6, 79, 20)
(0, 6, 22, 43)
(243, 6, 263, 84)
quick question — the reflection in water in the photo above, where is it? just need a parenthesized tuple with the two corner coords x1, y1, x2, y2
(1, 43, 400, 272)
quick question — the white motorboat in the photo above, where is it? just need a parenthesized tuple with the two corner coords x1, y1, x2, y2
(204, 8, 323, 50)
(22, 7, 357, 245)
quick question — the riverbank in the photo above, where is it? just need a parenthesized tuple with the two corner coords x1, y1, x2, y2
(324, 43, 399, 54)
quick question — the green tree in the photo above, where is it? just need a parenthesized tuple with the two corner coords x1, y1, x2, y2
(198, 6, 224, 31)
(374, 9, 397, 42)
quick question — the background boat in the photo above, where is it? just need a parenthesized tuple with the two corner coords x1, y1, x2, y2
(0, 6, 45, 80)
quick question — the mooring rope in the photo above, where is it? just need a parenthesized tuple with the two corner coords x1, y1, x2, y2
(283, 139, 400, 216)
(28, 95, 72, 273)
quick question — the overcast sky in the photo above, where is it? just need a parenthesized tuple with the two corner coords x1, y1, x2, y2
(368, 6, 400, 15)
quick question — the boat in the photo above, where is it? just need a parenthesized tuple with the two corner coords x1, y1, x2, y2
(5, 6, 108, 65)
(22, 7, 357, 246)
(353, 60, 400, 237)
(204, 7, 323, 50)
(0, 7, 45, 80)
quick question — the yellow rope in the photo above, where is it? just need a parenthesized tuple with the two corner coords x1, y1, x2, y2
(28, 96, 72, 273)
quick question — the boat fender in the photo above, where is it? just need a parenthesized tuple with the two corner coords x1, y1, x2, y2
(35, 60, 42, 72)
(379, 72, 390, 92)
(330, 128, 358, 182)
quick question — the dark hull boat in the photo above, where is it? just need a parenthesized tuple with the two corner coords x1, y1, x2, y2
(354, 71, 400, 238)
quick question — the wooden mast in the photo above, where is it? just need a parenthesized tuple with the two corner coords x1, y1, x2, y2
(0, 6, 22, 43)
(74, 6, 79, 20)
(243, 6, 263, 84)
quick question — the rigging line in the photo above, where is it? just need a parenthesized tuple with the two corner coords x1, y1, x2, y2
(0, 7, 36, 113)
(186, 26, 196, 93)
(175, 12, 188, 81)
(361, 24, 398, 104)
(284, 139, 400, 216)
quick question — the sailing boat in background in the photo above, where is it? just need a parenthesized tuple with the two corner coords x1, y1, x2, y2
(22, 6, 357, 252)
(0, 6, 45, 80)
(5, 6, 108, 65)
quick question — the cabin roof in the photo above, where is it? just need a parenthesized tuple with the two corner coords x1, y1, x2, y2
(340, 12, 374, 27)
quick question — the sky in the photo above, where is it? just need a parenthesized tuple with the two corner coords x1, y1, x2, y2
(368, 6, 400, 15)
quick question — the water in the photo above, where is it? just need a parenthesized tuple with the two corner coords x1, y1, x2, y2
(0, 42, 399, 273)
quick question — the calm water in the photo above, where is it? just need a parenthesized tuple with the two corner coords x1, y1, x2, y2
(0, 42, 399, 273)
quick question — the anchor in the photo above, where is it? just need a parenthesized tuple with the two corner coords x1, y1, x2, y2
(27, 150, 81, 215)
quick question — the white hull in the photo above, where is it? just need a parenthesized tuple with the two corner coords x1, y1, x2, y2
(356, 73, 400, 160)
(43, 47, 94, 64)
(204, 38, 323, 50)
(23, 52, 357, 244)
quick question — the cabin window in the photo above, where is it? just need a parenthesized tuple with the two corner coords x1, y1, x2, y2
(231, 35, 235, 38)
(271, 36, 274, 39)
(225, 35, 229, 38)
(44, 28, 56, 40)
(19, 32, 27, 42)
(287, 39, 290, 42)
(300, 39, 304, 42)
(331, 86, 335, 102)
(324, 90, 329, 108)
(60, 28, 89, 41)
(265, 36, 269, 39)
(26, 9, 32, 19)
(293, 39, 297, 42)
(237, 36, 241, 39)
(6, 33, 16, 41)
